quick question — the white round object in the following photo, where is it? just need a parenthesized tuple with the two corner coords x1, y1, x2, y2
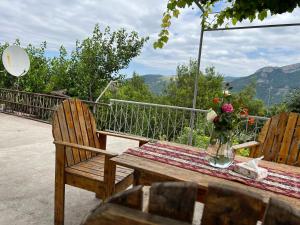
(2, 45, 30, 77)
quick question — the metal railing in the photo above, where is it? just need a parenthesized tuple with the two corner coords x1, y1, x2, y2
(0, 88, 110, 128)
(106, 99, 269, 147)
(0, 88, 269, 147)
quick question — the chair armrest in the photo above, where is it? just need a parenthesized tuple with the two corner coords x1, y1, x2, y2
(97, 131, 149, 143)
(53, 141, 118, 157)
(232, 141, 260, 151)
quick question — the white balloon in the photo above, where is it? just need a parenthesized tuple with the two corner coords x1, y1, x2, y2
(2, 45, 30, 77)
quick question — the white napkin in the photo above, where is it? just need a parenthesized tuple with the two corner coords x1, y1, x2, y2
(234, 156, 268, 180)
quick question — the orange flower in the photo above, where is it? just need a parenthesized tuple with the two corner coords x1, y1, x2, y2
(240, 108, 249, 118)
(213, 97, 220, 104)
(248, 117, 255, 125)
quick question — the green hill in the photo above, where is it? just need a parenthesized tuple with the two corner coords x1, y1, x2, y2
(230, 63, 300, 105)
(140, 74, 174, 94)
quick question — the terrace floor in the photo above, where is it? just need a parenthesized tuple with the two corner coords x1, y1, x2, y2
(0, 113, 139, 225)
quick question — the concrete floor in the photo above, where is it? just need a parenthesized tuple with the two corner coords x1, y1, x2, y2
(0, 113, 139, 225)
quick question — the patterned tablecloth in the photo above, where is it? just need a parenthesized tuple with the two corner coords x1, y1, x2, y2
(125, 142, 300, 199)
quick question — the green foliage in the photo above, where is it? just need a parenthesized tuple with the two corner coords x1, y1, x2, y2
(232, 81, 266, 116)
(66, 25, 148, 101)
(177, 127, 210, 148)
(155, 0, 300, 48)
(284, 89, 300, 113)
(161, 59, 224, 109)
(0, 25, 148, 100)
(106, 72, 155, 102)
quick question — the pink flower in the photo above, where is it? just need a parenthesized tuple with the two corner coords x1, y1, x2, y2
(222, 103, 234, 113)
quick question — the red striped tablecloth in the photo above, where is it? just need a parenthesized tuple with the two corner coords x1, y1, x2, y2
(125, 142, 300, 199)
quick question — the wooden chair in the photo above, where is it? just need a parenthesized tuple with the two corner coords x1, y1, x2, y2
(81, 182, 198, 225)
(233, 112, 300, 166)
(262, 198, 300, 225)
(201, 183, 264, 225)
(52, 98, 148, 225)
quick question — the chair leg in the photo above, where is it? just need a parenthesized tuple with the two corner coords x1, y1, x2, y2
(55, 182, 65, 225)
(54, 145, 65, 225)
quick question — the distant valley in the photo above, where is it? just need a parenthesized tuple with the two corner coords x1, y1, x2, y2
(138, 63, 300, 105)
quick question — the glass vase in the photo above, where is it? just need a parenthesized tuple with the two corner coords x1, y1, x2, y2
(206, 131, 235, 169)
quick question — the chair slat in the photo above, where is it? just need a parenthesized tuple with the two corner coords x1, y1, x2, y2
(81, 101, 98, 157)
(257, 119, 271, 143)
(148, 182, 198, 223)
(277, 113, 298, 164)
(63, 100, 81, 164)
(55, 104, 74, 166)
(75, 99, 92, 159)
(201, 183, 264, 225)
(270, 113, 289, 161)
(287, 115, 300, 165)
(69, 100, 87, 161)
(262, 115, 280, 161)
(262, 198, 300, 225)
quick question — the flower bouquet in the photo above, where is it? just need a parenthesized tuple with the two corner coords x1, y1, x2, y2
(206, 84, 247, 168)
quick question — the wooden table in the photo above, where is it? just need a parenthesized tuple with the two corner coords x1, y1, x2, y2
(111, 141, 300, 209)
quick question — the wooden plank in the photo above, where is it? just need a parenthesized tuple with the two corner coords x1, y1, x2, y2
(82, 102, 97, 157)
(148, 182, 197, 223)
(69, 99, 87, 161)
(54, 144, 65, 225)
(75, 99, 92, 159)
(107, 185, 143, 210)
(81, 203, 192, 225)
(56, 104, 74, 166)
(287, 115, 300, 166)
(201, 183, 264, 225)
(257, 119, 271, 143)
(232, 141, 259, 150)
(261, 115, 279, 161)
(89, 110, 101, 149)
(104, 156, 116, 198)
(63, 100, 81, 164)
(111, 153, 300, 209)
(262, 198, 300, 225)
(52, 112, 68, 166)
(53, 141, 117, 157)
(277, 113, 298, 164)
(65, 173, 104, 194)
(270, 113, 289, 162)
(97, 131, 149, 143)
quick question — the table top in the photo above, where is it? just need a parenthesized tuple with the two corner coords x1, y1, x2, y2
(111, 141, 300, 208)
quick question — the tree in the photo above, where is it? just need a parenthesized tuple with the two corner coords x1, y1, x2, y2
(232, 81, 266, 116)
(109, 72, 154, 102)
(0, 42, 13, 89)
(46, 46, 71, 93)
(68, 25, 149, 101)
(19, 41, 50, 93)
(0, 40, 50, 93)
(162, 59, 224, 109)
(285, 89, 300, 113)
(155, 0, 300, 48)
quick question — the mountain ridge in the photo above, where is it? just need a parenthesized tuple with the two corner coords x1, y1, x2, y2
(138, 62, 300, 105)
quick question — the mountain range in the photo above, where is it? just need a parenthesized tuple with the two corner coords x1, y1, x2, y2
(139, 63, 300, 105)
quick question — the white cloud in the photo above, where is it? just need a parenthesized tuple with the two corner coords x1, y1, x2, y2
(0, 0, 300, 77)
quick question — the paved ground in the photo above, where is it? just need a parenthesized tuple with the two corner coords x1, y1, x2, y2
(0, 113, 139, 225)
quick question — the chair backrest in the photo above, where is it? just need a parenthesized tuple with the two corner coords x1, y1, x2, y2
(256, 112, 300, 166)
(262, 198, 300, 225)
(52, 98, 100, 167)
(201, 183, 264, 225)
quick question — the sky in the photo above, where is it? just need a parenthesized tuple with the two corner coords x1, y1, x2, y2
(0, 0, 300, 78)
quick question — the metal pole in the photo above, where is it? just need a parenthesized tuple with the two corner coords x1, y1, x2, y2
(204, 22, 300, 32)
(188, 13, 205, 145)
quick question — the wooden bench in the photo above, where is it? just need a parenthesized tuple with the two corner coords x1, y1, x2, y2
(81, 182, 300, 225)
(52, 98, 149, 225)
(233, 112, 300, 166)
